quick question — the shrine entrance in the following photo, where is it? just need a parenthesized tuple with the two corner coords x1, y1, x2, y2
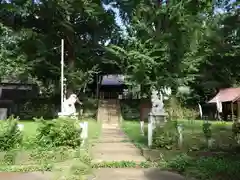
(98, 74, 127, 100)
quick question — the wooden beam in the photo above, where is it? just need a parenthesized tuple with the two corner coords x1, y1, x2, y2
(231, 102, 234, 122)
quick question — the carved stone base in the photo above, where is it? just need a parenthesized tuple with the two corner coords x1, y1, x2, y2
(58, 112, 79, 119)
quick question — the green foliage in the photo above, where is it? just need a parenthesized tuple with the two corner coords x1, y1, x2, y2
(0, 164, 54, 172)
(164, 153, 240, 180)
(120, 100, 140, 120)
(81, 98, 98, 118)
(122, 121, 148, 147)
(92, 161, 153, 168)
(0, 23, 29, 80)
(0, 118, 23, 151)
(152, 121, 178, 149)
(2, 150, 18, 165)
(30, 147, 77, 164)
(106, 0, 240, 106)
(232, 122, 240, 144)
(165, 153, 193, 173)
(19, 101, 56, 119)
(0, 0, 119, 95)
(36, 118, 82, 148)
(202, 122, 212, 139)
(166, 96, 198, 120)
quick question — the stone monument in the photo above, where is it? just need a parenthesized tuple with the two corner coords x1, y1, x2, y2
(148, 89, 167, 147)
(58, 93, 82, 119)
(150, 89, 167, 125)
(0, 108, 7, 120)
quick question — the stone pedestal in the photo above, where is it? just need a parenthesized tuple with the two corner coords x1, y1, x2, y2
(0, 108, 7, 120)
(147, 89, 167, 147)
(148, 112, 167, 147)
(58, 112, 79, 119)
(79, 121, 88, 147)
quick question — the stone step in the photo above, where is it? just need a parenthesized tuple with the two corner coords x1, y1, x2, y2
(101, 132, 127, 137)
(0, 172, 52, 180)
(97, 139, 127, 143)
(93, 142, 137, 151)
(93, 152, 146, 163)
(92, 141, 145, 163)
(88, 168, 185, 180)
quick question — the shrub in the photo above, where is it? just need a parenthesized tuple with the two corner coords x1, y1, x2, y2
(164, 153, 240, 180)
(152, 121, 178, 149)
(36, 118, 82, 148)
(165, 153, 192, 173)
(0, 117, 23, 151)
(187, 156, 240, 180)
(120, 100, 140, 120)
(232, 122, 240, 144)
(202, 122, 212, 139)
(166, 97, 198, 120)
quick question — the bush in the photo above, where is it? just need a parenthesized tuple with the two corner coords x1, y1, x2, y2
(164, 153, 240, 180)
(19, 102, 56, 119)
(166, 97, 198, 120)
(0, 117, 23, 151)
(120, 99, 140, 120)
(36, 118, 82, 148)
(165, 153, 193, 173)
(232, 122, 240, 144)
(202, 122, 212, 139)
(152, 121, 178, 149)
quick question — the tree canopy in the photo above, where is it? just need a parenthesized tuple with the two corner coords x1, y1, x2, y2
(0, 0, 239, 104)
(105, 0, 240, 102)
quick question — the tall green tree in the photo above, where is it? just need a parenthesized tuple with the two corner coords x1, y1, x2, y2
(0, 23, 30, 81)
(0, 0, 119, 94)
(105, 0, 240, 103)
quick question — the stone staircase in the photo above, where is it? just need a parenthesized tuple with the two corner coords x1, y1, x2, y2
(97, 99, 121, 123)
(91, 99, 185, 180)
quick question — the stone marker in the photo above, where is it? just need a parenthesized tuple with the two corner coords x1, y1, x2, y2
(0, 108, 7, 120)
(148, 89, 167, 147)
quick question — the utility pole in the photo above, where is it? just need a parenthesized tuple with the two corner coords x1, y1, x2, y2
(61, 39, 64, 112)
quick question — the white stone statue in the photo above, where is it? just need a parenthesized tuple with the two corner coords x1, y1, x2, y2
(59, 93, 82, 117)
(151, 90, 164, 115)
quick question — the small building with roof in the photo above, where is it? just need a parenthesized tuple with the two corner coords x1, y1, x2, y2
(208, 88, 240, 121)
(0, 77, 39, 119)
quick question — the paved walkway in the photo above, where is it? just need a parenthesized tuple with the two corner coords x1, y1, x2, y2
(90, 122, 185, 180)
(0, 100, 185, 180)
(89, 168, 185, 180)
(0, 123, 186, 180)
(92, 123, 145, 163)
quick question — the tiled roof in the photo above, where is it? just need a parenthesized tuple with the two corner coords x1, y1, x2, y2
(208, 88, 240, 103)
(101, 74, 125, 85)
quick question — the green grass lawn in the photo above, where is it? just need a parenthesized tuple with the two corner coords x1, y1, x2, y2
(122, 119, 239, 180)
(122, 119, 233, 150)
(19, 118, 101, 141)
(0, 118, 101, 174)
(86, 119, 101, 142)
(122, 120, 148, 148)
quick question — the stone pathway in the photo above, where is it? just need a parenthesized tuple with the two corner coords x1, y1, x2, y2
(88, 168, 185, 180)
(90, 122, 185, 180)
(92, 123, 145, 163)
(0, 100, 186, 180)
(0, 172, 52, 180)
